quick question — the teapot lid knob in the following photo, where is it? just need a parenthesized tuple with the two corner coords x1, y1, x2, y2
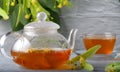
(24, 12, 60, 33)
(37, 12, 47, 22)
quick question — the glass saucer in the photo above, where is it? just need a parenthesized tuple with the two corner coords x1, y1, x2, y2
(75, 50, 120, 61)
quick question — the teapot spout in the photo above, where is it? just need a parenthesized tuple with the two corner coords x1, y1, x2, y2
(67, 29, 78, 50)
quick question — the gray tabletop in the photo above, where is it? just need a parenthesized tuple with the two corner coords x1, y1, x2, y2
(1, 53, 119, 72)
(0, 55, 90, 72)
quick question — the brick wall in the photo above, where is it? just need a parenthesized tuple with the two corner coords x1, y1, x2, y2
(60, 0, 120, 52)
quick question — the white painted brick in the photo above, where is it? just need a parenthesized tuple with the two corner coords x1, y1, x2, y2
(0, 20, 11, 35)
(60, 0, 120, 52)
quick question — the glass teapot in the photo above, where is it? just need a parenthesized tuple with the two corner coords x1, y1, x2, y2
(0, 12, 78, 69)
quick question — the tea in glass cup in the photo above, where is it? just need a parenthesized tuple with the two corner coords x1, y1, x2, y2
(83, 32, 116, 55)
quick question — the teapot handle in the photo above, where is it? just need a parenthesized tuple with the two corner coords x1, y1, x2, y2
(0, 31, 22, 59)
(67, 29, 78, 49)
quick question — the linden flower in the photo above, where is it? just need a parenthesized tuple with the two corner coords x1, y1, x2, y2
(57, 0, 70, 8)
(63, 0, 69, 5)
(10, 2, 15, 6)
(31, 0, 38, 4)
(57, 3, 63, 8)
(0, 0, 71, 31)
(25, 14, 31, 19)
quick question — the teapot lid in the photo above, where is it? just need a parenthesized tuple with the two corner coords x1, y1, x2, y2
(24, 12, 60, 32)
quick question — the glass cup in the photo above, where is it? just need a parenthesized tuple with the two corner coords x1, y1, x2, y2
(83, 32, 116, 55)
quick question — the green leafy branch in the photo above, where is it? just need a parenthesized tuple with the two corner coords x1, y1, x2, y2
(0, 0, 71, 31)
(67, 45, 101, 71)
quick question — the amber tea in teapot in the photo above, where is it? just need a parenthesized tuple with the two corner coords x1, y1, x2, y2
(11, 48, 72, 69)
